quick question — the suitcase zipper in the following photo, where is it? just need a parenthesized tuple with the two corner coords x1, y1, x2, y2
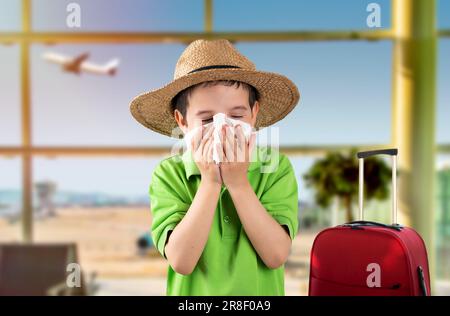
(342, 221, 403, 231)
(417, 266, 428, 296)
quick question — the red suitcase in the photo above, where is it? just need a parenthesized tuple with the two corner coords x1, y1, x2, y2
(308, 149, 431, 296)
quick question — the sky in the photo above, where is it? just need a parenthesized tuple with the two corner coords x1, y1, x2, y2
(0, 0, 449, 200)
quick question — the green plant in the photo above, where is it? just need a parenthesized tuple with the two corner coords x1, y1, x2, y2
(303, 150, 392, 222)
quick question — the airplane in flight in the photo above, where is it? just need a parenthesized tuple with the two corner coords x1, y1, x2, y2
(42, 51, 120, 76)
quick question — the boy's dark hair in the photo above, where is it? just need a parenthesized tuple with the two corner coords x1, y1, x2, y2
(171, 80, 259, 118)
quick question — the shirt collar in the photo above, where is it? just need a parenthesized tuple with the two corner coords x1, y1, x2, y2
(182, 146, 261, 180)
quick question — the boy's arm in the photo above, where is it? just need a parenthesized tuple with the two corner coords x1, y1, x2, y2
(220, 127, 298, 269)
(164, 180, 221, 275)
(227, 182, 292, 269)
(165, 124, 222, 275)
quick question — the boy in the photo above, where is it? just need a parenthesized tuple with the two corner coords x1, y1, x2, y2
(130, 39, 300, 295)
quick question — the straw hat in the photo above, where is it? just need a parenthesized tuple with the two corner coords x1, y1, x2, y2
(129, 39, 300, 138)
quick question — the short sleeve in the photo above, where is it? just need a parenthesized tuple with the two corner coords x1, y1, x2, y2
(259, 154, 299, 240)
(149, 161, 190, 258)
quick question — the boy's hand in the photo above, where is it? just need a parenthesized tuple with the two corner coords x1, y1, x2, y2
(218, 124, 256, 189)
(191, 124, 222, 185)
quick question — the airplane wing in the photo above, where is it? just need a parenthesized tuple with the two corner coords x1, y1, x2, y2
(72, 52, 90, 66)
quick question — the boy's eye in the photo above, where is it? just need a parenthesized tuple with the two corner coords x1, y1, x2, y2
(201, 115, 242, 124)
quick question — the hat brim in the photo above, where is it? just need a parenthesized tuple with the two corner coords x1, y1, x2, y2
(129, 68, 300, 138)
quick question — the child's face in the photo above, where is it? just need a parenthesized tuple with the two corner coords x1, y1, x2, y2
(174, 84, 259, 135)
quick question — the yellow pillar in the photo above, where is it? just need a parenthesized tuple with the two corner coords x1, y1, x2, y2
(204, 0, 213, 33)
(21, 0, 33, 243)
(392, 0, 437, 286)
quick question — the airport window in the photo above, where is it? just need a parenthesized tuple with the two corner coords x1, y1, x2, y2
(0, 0, 20, 31)
(0, 157, 22, 242)
(32, 157, 160, 281)
(438, 39, 450, 144)
(32, 0, 204, 32)
(0, 45, 21, 145)
(236, 41, 392, 145)
(214, 0, 391, 31)
(32, 43, 184, 146)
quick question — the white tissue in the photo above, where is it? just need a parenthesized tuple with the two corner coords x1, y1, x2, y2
(183, 113, 253, 164)
(211, 113, 253, 163)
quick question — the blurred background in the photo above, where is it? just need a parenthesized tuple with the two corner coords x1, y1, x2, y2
(0, 0, 449, 295)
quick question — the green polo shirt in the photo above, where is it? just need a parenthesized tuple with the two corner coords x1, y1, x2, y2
(149, 145, 299, 296)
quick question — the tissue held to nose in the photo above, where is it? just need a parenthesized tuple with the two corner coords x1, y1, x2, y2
(184, 113, 253, 164)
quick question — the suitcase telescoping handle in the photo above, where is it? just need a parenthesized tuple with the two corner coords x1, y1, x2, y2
(357, 148, 398, 225)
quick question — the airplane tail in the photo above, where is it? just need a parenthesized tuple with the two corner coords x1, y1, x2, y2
(105, 58, 120, 76)
(108, 68, 117, 76)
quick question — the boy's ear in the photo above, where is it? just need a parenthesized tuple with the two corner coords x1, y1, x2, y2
(174, 109, 188, 133)
(251, 101, 260, 126)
